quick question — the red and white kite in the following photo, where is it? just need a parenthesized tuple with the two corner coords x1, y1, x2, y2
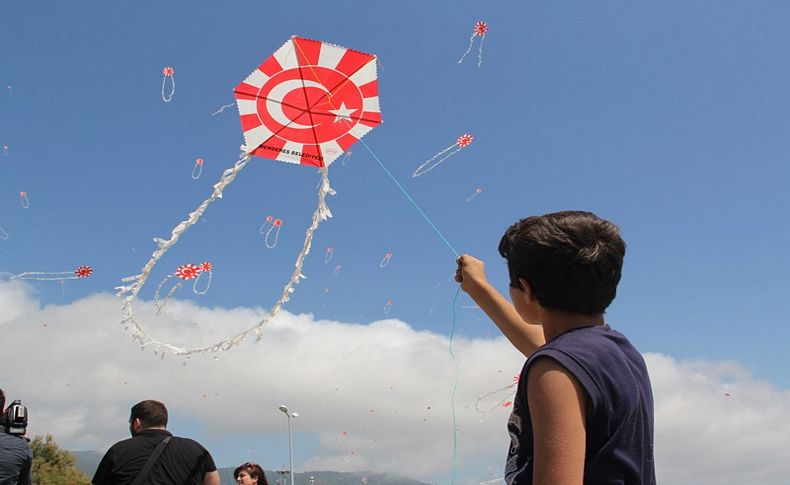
(119, 36, 382, 356)
(233, 36, 382, 168)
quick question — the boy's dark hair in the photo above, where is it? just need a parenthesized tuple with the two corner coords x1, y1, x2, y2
(498, 210, 626, 315)
(130, 400, 168, 428)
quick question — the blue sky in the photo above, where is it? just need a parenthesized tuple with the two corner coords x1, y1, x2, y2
(2, 1, 790, 483)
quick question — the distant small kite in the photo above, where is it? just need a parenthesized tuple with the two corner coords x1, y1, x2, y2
(10, 266, 93, 281)
(475, 374, 519, 413)
(466, 187, 482, 202)
(458, 21, 488, 67)
(192, 158, 204, 180)
(261, 218, 283, 249)
(154, 262, 213, 314)
(161, 66, 175, 102)
(412, 134, 473, 177)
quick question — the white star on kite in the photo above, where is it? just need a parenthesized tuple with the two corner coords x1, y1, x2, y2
(328, 102, 357, 123)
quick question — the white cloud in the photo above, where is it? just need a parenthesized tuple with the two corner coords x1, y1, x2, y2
(0, 281, 788, 484)
(648, 353, 790, 485)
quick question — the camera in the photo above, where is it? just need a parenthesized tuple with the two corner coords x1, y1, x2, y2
(2, 399, 28, 436)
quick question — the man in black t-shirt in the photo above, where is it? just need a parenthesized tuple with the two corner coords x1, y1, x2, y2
(92, 400, 220, 485)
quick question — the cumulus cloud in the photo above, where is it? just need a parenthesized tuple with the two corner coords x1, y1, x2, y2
(0, 281, 788, 484)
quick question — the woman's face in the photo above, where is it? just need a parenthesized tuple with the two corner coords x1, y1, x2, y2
(236, 470, 258, 485)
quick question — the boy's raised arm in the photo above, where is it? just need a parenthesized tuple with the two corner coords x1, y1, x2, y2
(456, 254, 545, 357)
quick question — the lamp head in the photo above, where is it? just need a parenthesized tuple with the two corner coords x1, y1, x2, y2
(278, 404, 288, 414)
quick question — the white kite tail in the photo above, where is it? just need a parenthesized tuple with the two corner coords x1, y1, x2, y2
(10, 272, 77, 281)
(116, 156, 335, 357)
(153, 273, 182, 315)
(411, 144, 463, 178)
(477, 33, 486, 67)
(474, 381, 518, 414)
(162, 75, 175, 103)
(116, 152, 254, 353)
(458, 31, 477, 64)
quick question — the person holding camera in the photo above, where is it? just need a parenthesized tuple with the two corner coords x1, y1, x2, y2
(92, 399, 220, 485)
(0, 389, 32, 485)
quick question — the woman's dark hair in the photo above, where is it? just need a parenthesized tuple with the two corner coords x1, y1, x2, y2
(130, 400, 168, 428)
(498, 211, 626, 315)
(233, 462, 269, 484)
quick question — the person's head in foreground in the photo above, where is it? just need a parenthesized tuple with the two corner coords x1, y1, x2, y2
(499, 210, 625, 322)
(128, 399, 168, 436)
(234, 462, 268, 485)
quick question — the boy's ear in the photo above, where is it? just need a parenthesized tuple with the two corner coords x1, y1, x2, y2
(518, 278, 536, 302)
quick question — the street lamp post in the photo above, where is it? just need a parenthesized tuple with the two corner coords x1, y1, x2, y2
(278, 404, 299, 485)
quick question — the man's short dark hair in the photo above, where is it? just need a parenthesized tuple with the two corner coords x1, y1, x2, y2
(130, 400, 168, 429)
(0, 388, 5, 414)
(498, 211, 626, 315)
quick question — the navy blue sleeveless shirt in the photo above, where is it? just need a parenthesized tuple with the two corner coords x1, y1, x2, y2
(504, 325, 656, 484)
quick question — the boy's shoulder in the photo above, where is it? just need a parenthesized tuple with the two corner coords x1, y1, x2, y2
(527, 324, 648, 388)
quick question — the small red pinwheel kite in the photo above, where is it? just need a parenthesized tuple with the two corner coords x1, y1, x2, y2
(154, 262, 214, 314)
(412, 133, 474, 178)
(459, 21, 488, 67)
(175, 264, 200, 280)
(120, 36, 382, 356)
(161, 66, 175, 102)
(11, 265, 93, 281)
(75, 266, 93, 278)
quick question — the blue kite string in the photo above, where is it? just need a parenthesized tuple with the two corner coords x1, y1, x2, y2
(356, 138, 460, 258)
(448, 285, 462, 484)
(354, 137, 462, 482)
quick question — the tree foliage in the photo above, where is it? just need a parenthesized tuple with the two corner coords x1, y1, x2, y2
(30, 434, 91, 485)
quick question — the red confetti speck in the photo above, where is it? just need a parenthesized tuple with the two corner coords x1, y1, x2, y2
(503, 401, 513, 408)
(196, 158, 204, 165)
